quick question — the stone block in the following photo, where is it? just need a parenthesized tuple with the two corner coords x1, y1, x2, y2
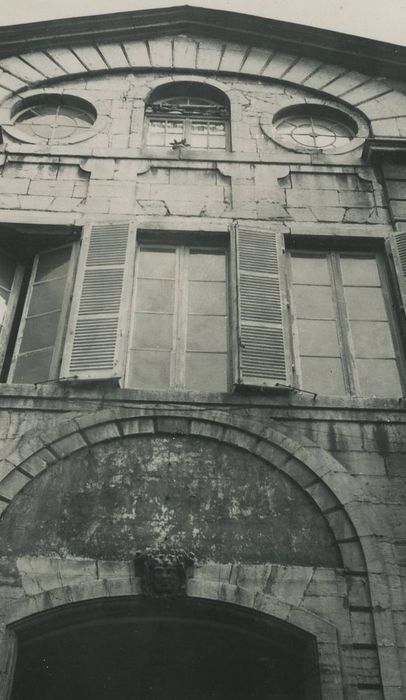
(303, 63, 347, 89)
(148, 37, 173, 67)
(120, 417, 155, 436)
(332, 451, 386, 475)
(0, 69, 26, 91)
(240, 48, 272, 75)
(19, 195, 54, 210)
(262, 52, 297, 79)
(385, 454, 406, 477)
(73, 45, 107, 71)
(0, 178, 29, 195)
(0, 469, 30, 501)
(0, 56, 43, 82)
(288, 207, 318, 222)
(47, 47, 85, 73)
(344, 80, 390, 105)
(52, 432, 87, 458)
(173, 37, 198, 70)
(50, 197, 82, 212)
(282, 57, 322, 84)
(196, 41, 223, 71)
(20, 50, 65, 78)
(327, 71, 368, 97)
(343, 207, 390, 224)
(339, 190, 376, 207)
(306, 481, 340, 511)
(0, 194, 19, 209)
(28, 180, 74, 197)
(311, 206, 345, 222)
(122, 40, 150, 67)
(84, 196, 110, 213)
(83, 423, 120, 444)
(287, 189, 340, 207)
(220, 44, 246, 72)
(98, 43, 128, 69)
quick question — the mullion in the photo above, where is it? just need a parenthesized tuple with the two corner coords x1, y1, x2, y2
(329, 251, 360, 395)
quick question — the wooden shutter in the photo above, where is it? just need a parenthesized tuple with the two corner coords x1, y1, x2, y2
(9, 244, 75, 384)
(0, 249, 24, 370)
(61, 222, 136, 380)
(233, 224, 290, 388)
(390, 231, 406, 313)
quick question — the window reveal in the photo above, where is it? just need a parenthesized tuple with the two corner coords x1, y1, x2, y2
(288, 250, 404, 397)
(126, 245, 229, 392)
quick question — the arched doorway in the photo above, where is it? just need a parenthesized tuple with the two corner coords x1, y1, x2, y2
(11, 597, 321, 700)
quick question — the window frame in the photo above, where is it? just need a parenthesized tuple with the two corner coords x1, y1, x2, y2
(123, 233, 232, 393)
(144, 84, 231, 151)
(7, 242, 79, 384)
(285, 241, 406, 398)
(0, 229, 80, 385)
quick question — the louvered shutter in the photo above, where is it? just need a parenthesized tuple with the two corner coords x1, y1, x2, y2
(234, 224, 290, 388)
(61, 222, 135, 380)
(390, 231, 406, 314)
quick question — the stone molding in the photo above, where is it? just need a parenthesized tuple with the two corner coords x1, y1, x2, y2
(0, 35, 405, 139)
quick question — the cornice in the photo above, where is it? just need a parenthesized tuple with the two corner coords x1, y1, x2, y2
(0, 5, 405, 80)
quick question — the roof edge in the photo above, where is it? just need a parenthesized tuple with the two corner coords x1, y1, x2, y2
(0, 5, 405, 79)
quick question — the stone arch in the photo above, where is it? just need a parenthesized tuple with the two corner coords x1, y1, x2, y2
(0, 406, 367, 574)
(0, 33, 404, 137)
(3, 577, 343, 700)
(0, 406, 398, 698)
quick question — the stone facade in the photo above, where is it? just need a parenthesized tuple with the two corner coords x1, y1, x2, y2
(0, 8, 405, 700)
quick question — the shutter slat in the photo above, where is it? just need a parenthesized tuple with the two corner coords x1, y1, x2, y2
(61, 222, 135, 380)
(235, 225, 289, 388)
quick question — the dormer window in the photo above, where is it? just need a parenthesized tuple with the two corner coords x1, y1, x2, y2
(145, 82, 230, 149)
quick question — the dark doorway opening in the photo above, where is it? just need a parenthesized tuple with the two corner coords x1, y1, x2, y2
(11, 597, 321, 700)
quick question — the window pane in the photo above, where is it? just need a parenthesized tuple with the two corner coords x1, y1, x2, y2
(190, 133, 208, 148)
(137, 249, 176, 279)
(13, 348, 53, 384)
(344, 287, 388, 320)
(35, 247, 70, 281)
(189, 251, 226, 281)
(191, 122, 208, 134)
(127, 350, 171, 390)
(27, 277, 68, 316)
(356, 359, 402, 397)
(340, 257, 381, 286)
(188, 281, 226, 315)
(300, 357, 346, 396)
(19, 311, 61, 353)
(135, 279, 175, 313)
(187, 315, 227, 352)
(292, 285, 335, 319)
(296, 319, 341, 357)
(290, 255, 330, 284)
(132, 313, 174, 350)
(351, 321, 396, 359)
(185, 352, 228, 392)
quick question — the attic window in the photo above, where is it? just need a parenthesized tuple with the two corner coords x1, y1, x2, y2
(12, 94, 97, 145)
(145, 82, 230, 149)
(271, 105, 359, 153)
